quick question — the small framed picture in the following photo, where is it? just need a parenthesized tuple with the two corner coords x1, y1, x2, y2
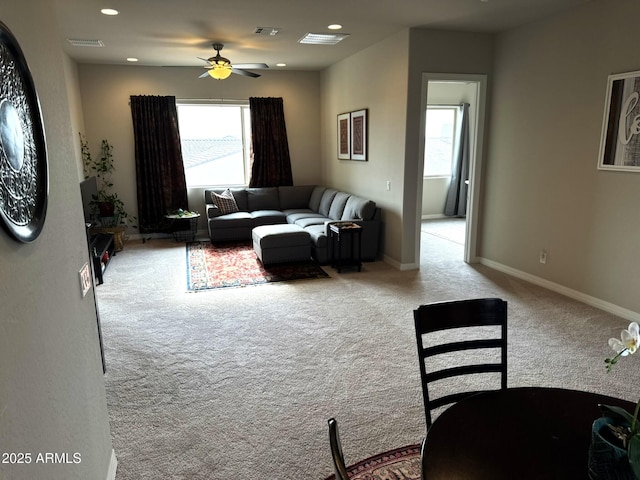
(350, 109, 368, 161)
(598, 70, 640, 171)
(337, 112, 351, 160)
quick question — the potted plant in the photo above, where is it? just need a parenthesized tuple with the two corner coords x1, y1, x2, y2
(589, 322, 640, 479)
(80, 133, 135, 227)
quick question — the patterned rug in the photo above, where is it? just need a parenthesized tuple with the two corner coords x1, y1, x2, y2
(186, 241, 329, 291)
(324, 444, 421, 480)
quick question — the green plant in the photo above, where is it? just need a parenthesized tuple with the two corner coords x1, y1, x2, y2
(602, 321, 640, 478)
(80, 133, 135, 226)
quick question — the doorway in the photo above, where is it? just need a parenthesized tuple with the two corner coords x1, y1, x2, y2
(417, 73, 487, 264)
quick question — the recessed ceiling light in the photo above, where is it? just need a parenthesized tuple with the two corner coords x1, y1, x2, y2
(276, 63, 286, 67)
(328, 24, 343, 30)
(126, 58, 138, 62)
(298, 33, 349, 45)
(101, 8, 119, 15)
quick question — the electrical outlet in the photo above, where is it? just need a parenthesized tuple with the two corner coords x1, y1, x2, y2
(79, 262, 92, 297)
(539, 250, 547, 264)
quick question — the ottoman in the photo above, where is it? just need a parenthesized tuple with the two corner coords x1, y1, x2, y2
(252, 224, 311, 265)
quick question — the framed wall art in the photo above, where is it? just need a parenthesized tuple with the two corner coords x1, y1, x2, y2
(598, 70, 640, 172)
(0, 20, 48, 242)
(350, 109, 368, 161)
(337, 112, 350, 160)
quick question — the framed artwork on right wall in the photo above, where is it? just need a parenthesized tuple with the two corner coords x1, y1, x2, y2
(598, 70, 640, 172)
(337, 112, 351, 160)
(350, 109, 368, 161)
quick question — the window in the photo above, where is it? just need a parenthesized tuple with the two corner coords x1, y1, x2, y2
(424, 106, 457, 177)
(176, 102, 251, 187)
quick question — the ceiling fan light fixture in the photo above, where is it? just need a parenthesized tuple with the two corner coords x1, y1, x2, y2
(208, 64, 233, 80)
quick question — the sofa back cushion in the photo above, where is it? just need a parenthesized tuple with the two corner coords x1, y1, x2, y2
(341, 195, 376, 220)
(308, 186, 326, 212)
(278, 185, 316, 210)
(318, 189, 338, 217)
(247, 187, 279, 211)
(328, 192, 351, 220)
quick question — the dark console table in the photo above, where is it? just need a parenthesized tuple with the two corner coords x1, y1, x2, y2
(89, 231, 115, 285)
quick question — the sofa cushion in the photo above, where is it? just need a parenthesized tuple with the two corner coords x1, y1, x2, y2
(341, 195, 376, 220)
(250, 210, 287, 226)
(294, 217, 329, 228)
(247, 188, 279, 211)
(208, 212, 253, 228)
(304, 224, 329, 248)
(211, 188, 239, 214)
(318, 189, 338, 217)
(328, 192, 350, 220)
(308, 186, 327, 212)
(285, 211, 324, 223)
(278, 185, 316, 210)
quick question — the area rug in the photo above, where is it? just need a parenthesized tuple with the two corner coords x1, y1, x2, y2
(324, 444, 421, 480)
(186, 241, 329, 291)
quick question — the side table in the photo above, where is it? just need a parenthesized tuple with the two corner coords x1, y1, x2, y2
(90, 225, 126, 252)
(329, 221, 363, 272)
(165, 213, 200, 242)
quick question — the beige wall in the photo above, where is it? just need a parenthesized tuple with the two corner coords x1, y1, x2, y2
(482, 0, 640, 315)
(320, 28, 493, 266)
(77, 66, 321, 232)
(0, 1, 114, 479)
(320, 30, 410, 265)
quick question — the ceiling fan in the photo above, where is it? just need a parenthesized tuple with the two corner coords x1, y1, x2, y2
(198, 43, 268, 80)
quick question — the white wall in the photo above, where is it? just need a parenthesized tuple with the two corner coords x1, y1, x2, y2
(0, 2, 114, 479)
(482, 0, 640, 314)
(77, 65, 321, 232)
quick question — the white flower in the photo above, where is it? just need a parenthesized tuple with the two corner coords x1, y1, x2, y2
(608, 322, 640, 355)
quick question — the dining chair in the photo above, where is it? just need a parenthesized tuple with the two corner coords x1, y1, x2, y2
(327, 417, 350, 480)
(413, 297, 507, 430)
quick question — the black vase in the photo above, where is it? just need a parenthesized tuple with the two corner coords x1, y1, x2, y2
(588, 417, 636, 480)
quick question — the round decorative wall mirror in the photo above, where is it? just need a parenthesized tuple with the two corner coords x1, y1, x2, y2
(0, 20, 48, 243)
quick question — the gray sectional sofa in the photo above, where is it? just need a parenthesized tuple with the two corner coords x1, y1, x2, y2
(204, 185, 381, 264)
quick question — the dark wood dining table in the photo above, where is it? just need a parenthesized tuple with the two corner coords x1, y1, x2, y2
(421, 387, 635, 480)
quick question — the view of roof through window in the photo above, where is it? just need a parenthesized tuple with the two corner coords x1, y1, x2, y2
(177, 104, 251, 186)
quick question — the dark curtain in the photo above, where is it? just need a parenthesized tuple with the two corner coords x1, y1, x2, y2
(130, 95, 187, 233)
(249, 97, 293, 187)
(444, 103, 470, 217)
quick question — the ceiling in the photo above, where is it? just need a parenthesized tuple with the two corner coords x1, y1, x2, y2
(54, 0, 591, 72)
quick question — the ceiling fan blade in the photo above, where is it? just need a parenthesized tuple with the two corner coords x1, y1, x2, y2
(198, 70, 211, 78)
(232, 68, 261, 78)
(233, 63, 269, 70)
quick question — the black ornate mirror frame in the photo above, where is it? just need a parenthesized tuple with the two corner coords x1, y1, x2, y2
(0, 20, 48, 243)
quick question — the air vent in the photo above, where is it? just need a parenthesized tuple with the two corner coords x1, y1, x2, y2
(67, 38, 104, 47)
(298, 33, 349, 45)
(254, 27, 280, 36)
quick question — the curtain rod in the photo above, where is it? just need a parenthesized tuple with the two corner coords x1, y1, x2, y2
(176, 98, 249, 104)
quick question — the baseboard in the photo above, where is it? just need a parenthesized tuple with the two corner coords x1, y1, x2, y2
(478, 257, 640, 322)
(105, 449, 117, 480)
(421, 214, 447, 220)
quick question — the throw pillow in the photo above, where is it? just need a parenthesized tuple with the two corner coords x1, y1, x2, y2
(211, 189, 239, 214)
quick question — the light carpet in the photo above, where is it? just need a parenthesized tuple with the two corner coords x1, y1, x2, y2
(186, 241, 329, 291)
(95, 233, 635, 480)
